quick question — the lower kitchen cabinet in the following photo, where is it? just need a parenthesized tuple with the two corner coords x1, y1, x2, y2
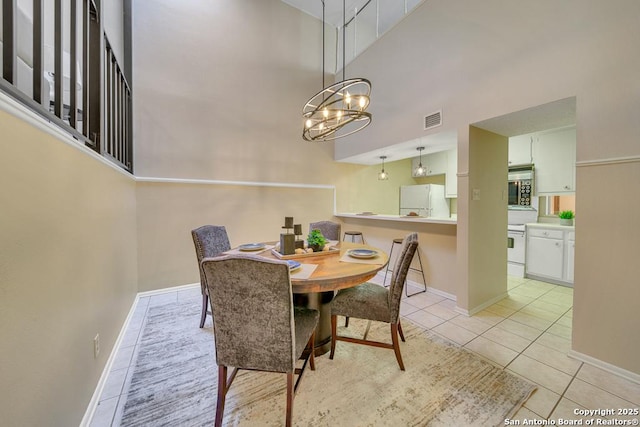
(566, 231, 575, 283)
(526, 224, 574, 286)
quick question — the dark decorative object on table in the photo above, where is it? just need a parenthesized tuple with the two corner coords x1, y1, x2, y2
(294, 224, 304, 249)
(280, 216, 296, 255)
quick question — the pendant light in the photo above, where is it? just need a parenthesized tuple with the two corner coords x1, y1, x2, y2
(378, 156, 389, 180)
(413, 146, 426, 177)
(302, 0, 372, 141)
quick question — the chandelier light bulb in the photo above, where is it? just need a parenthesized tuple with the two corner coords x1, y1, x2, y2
(323, 108, 329, 118)
(305, 119, 313, 128)
(359, 96, 366, 108)
(345, 91, 351, 106)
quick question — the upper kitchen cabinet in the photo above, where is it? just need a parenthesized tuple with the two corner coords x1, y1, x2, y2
(509, 134, 533, 166)
(412, 151, 447, 177)
(533, 127, 576, 194)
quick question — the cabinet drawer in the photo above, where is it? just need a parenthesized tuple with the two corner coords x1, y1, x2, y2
(528, 228, 563, 239)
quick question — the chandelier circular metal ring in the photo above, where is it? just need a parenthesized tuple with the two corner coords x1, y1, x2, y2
(302, 78, 372, 141)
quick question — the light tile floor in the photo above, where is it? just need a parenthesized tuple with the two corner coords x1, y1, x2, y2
(90, 276, 640, 426)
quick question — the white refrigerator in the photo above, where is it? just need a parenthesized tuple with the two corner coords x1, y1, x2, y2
(399, 184, 450, 218)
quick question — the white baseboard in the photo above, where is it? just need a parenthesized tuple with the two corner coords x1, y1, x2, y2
(373, 272, 457, 302)
(137, 282, 200, 297)
(79, 293, 144, 427)
(455, 292, 509, 316)
(568, 350, 640, 385)
(81, 282, 201, 426)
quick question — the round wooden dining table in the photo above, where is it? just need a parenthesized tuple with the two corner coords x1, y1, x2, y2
(261, 241, 389, 355)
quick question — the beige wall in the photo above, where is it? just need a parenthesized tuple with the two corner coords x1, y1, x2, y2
(0, 107, 138, 426)
(333, 0, 640, 374)
(335, 158, 418, 215)
(572, 161, 640, 373)
(465, 127, 508, 312)
(339, 218, 458, 296)
(131, 0, 359, 291)
(132, 0, 336, 181)
(136, 181, 336, 291)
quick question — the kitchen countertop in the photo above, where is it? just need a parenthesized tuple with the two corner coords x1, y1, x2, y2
(527, 222, 575, 230)
(336, 213, 457, 225)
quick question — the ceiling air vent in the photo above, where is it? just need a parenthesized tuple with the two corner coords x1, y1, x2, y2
(424, 110, 442, 130)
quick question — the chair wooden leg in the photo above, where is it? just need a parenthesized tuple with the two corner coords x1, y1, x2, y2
(398, 319, 405, 342)
(330, 315, 337, 359)
(391, 323, 405, 371)
(215, 365, 227, 427)
(286, 372, 294, 427)
(199, 294, 208, 328)
(309, 331, 316, 370)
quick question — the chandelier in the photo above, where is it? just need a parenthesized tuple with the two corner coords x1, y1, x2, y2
(302, 0, 372, 141)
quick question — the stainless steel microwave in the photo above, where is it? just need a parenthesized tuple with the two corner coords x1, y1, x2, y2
(508, 165, 534, 207)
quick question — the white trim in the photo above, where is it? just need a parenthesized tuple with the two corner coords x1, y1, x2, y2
(82, 282, 201, 425)
(135, 176, 335, 190)
(576, 155, 640, 167)
(135, 177, 337, 216)
(456, 291, 509, 316)
(568, 350, 640, 385)
(0, 92, 134, 181)
(79, 293, 144, 427)
(2, 92, 338, 192)
(418, 282, 456, 301)
(137, 282, 200, 297)
(457, 171, 469, 177)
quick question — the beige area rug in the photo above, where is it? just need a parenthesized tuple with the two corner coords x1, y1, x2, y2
(121, 300, 535, 426)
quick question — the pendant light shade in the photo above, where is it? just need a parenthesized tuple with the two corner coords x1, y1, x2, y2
(413, 146, 426, 177)
(302, 0, 372, 142)
(378, 156, 389, 180)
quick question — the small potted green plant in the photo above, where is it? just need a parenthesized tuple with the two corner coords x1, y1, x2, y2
(559, 210, 575, 226)
(307, 229, 328, 252)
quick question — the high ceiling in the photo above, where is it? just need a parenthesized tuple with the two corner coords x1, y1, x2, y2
(281, 0, 424, 32)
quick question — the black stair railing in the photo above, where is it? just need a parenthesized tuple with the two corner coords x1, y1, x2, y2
(0, 0, 133, 173)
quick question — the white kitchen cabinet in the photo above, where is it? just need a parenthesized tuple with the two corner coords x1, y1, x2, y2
(509, 134, 533, 166)
(526, 224, 574, 286)
(566, 231, 575, 283)
(445, 149, 457, 198)
(412, 151, 447, 177)
(532, 127, 576, 194)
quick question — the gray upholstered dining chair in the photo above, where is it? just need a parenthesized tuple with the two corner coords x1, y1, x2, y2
(309, 220, 341, 241)
(330, 232, 418, 371)
(191, 225, 231, 328)
(201, 254, 319, 427)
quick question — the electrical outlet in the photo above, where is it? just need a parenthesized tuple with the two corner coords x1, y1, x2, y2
(472, 188, 481, 200)
(94, 334, 100, 358)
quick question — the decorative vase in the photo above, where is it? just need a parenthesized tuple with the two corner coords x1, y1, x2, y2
(559, 218, 574, 226)
(309, 243, 323, 252)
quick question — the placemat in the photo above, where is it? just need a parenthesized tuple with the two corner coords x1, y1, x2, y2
(339, 252, 386, 265)
(224, 244, 275, 255)
(290, 263, 318, 279)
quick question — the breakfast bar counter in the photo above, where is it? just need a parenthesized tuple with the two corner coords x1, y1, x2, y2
(335, 213, 458, 300)
(336, 213, 457, 225)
